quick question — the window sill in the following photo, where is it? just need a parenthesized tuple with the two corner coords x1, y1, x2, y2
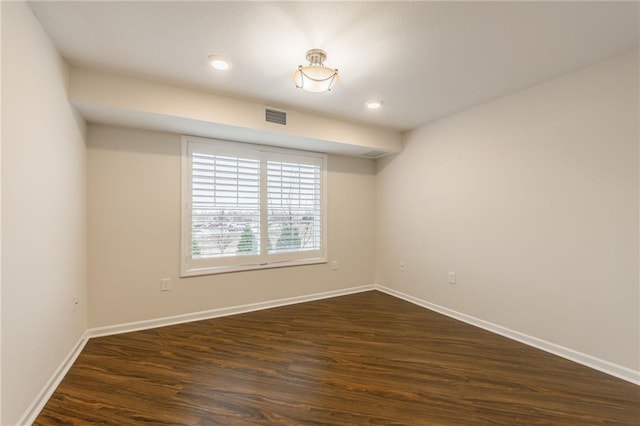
(181, 258, 328, 277)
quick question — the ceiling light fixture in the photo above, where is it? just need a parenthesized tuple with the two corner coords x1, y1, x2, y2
(208, 55, 230, 70)
(293, 49, 339, 93)
(366, 100, 383, 109)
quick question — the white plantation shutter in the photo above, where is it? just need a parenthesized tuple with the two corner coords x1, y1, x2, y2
(267, 160, 321, 254)
(182, 137, 326, 276)
(191, 153, 260, 258)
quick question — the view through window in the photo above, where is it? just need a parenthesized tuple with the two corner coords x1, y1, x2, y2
(182, 137, 327, 276)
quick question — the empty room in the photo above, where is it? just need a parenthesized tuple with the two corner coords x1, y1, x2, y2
(2, 1, 639, 425)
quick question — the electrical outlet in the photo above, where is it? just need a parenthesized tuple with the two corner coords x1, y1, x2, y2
(400, 263, 406, 272)
(161, 278, 171, 292)
(448, 272, 456, 284)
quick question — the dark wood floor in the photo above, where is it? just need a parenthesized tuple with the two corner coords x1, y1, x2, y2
(36, 291, 639, 425)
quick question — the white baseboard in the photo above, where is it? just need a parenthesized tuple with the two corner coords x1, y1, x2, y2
(87, 284, 376, 338)
(20, 284, 376, 425)
(375, 285, 640, 386)
(20, 282, 638, 425)
(17, 332, 90, 426)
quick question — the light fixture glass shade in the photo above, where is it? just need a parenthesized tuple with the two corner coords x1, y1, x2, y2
(293, 49, 339, 93)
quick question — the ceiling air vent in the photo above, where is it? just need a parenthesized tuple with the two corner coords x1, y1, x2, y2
(265, 108, 287, 125)
(362, 150, 387, 159)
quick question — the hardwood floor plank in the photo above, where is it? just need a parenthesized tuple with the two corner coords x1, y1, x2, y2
(34, 291, 639, 425)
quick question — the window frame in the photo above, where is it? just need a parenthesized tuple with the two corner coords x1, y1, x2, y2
(181, 135, 328, 277)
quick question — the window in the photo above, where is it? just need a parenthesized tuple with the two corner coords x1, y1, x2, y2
(181, 136, 327, 276)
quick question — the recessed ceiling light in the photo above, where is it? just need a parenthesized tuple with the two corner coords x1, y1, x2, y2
(366, 100, 383, 109)
(208, 55, 230, 70)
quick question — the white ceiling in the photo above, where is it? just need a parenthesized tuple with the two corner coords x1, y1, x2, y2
(28, 1, 639, 132)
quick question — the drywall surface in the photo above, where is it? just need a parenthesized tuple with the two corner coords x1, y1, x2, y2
(70, 68, 402, 158)
(1, 2, 88, 424)
(376, 51, 639, 371)
(88, 124, 376, 327)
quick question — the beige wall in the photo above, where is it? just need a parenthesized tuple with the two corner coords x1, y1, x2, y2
(2, 5, 637, 421)
(69, 67, 402, 157)
(1, 2, 88, 424)
(88, 125, 376, 327)
(376, 51, 639, 371)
